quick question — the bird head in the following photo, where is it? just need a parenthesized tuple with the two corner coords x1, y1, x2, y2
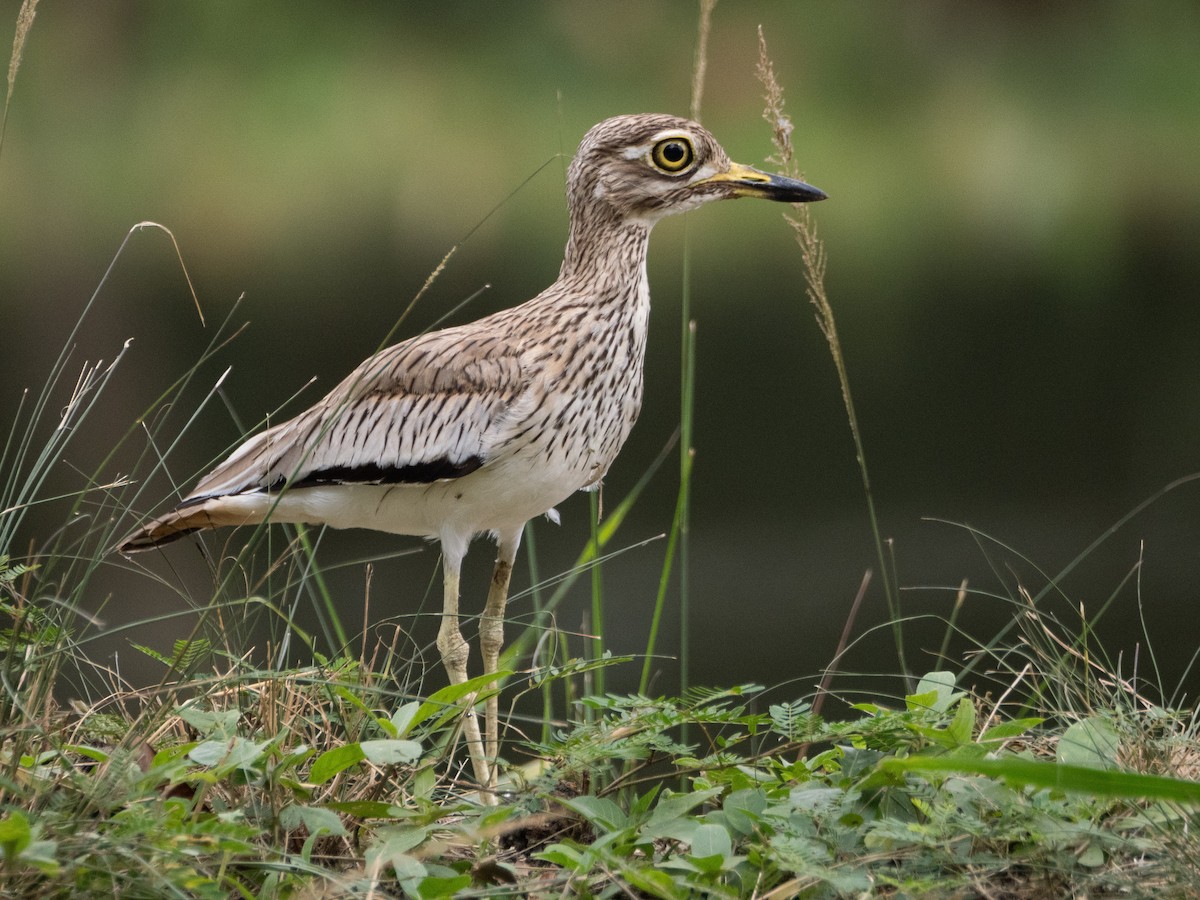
(568, 113, 826, 224)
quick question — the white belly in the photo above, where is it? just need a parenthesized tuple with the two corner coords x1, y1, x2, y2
(218, 449, 585, 544)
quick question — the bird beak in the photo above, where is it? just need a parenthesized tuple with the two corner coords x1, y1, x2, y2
(702, 162, 827, 203)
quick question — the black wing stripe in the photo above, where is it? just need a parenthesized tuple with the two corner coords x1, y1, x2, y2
(285, 456, 484, 489)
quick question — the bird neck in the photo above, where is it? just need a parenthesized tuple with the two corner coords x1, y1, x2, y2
(557, 207, 652, 294)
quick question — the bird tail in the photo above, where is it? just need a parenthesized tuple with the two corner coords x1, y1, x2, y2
(117, 496, 262, 553)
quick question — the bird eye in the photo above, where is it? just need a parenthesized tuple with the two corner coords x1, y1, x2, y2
(650, 137, 695, 174)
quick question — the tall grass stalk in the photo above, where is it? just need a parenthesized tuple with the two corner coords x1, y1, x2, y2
(755, 28, 909, 687)
(503, 434, 676, 667)
(291, 524, 348, 654)
(521, 522, 559, 741)
(0, 224, 226, 752)
(677, 262, 696, 705)
(1, 0, 38, 156)
(201, 375, 349, 662)
(0, 226, 212, 690)
(639, 332, 696, 696)
(1, 221, 204, 553)
(670, 0, 717, 727)
(588, 490, 604, 696)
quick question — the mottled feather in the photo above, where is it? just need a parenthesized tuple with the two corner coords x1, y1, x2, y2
(116, 112, 825, 793)
(119, 112, 824, 562)
(187, 324, 531, 500)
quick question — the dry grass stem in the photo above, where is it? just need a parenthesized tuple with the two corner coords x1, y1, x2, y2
(5, 0, 37, 108)
(755, 25, 794, 172)
(2, 0, 39, 153)
(690, 0, 717, 123)
(756, 26, 907, 679)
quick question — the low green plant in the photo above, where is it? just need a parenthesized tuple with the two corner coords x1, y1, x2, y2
(3, 235, 1200, 895)
(4, 9, 1200, 897)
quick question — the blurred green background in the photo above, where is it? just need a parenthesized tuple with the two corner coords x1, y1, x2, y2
(3, 2, 1199, 702)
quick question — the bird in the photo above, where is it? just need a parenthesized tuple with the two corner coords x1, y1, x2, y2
(119, 113, 826, 793)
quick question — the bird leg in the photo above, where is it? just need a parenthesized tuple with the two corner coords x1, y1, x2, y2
(479, 530, 520, 786)
(435, 546, 491, 790)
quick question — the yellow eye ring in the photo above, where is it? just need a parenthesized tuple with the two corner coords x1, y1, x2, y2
(650, 137, 695, 173)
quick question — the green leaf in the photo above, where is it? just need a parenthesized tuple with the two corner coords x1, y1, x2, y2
(645, 816, 701, 845)
(385, 852, 426, 882)
(0, 557, 35, 584)
(879, 754, 1200, 804)
(905, 690, 938, 713)
(536, 844, 584, 868)
(371, 826, 428, 856)
(0, 810, 58, 876)
(411, 765, 436, 800)
(390, 700, 421, 736)
(173, 637, 210, 666)
(406, 672, 510, 731)
(1058, 718, 1119, 769)
(908, 671, 960, 712)
(61, 744, 109, 764)
(629, 783, 662, 818)
(130, 642, 170, 665)
(944, 697, 976, 746)
(645, 786, 722, 832)
(690, 822, 732, 859)
(616, 864, 681, 899)
(333, 686, 374, 718)
(788, 786, 844, 812)
(279, 804, 347, 837)
(177, 706, 241, 738)
(361, 739, 423, 766)
(1077, 843, 1105, 867)
(722, 787, 767, 835)
(17, 839, 58, 876)
(0, 811, 31, 857)
(416, 874, 473, 897)
(851, 701, 885, 716)
(768, 700, 813, 739)
(188, 737, 268, 770)
(980, 717, 1044, 742)
(686, 852, 726, 875)
(368, 830, 430, 888)
(560, 795, 628, 831)
(326, 800, 408, 818)
(308, 740, 420, 785)
(272, 744, 316, 775)
(309, 743, 366, 784)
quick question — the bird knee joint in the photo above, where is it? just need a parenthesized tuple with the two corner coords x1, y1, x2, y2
(437, 627, 469, 665)
(480, 633, 503, 660)
(491, 560, 512, 587)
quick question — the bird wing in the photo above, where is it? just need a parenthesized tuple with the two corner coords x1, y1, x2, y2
(184, 324, 530, 502)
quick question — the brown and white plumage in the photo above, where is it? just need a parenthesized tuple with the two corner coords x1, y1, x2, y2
(120, 113, 825, 793)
